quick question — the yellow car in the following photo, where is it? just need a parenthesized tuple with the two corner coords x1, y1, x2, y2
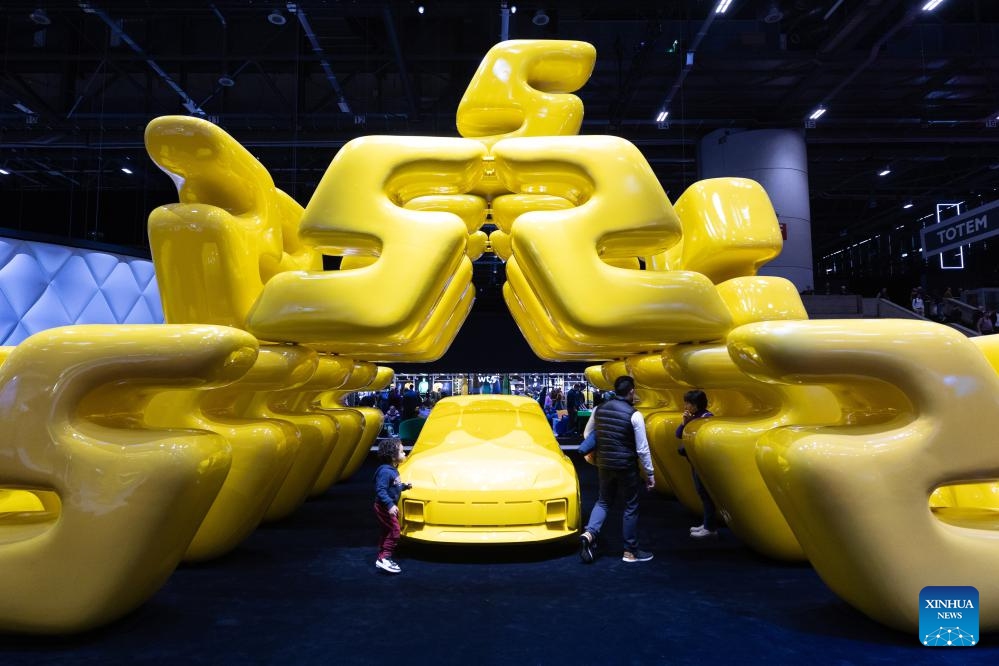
(398, 394, 580, 544)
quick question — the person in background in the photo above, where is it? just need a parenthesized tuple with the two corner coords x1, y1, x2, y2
(373, 439, 411, 575)
(578, 375, 656, 564)
(401, 383, 420, 420)
(676, 389, 717, 539)
(566, 382, 585, 436)
(977, 309, 995, 335)
(384, 404, 401, 436)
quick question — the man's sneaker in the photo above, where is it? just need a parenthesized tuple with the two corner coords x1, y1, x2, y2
(690, 526, 718, 539)
(579, 531, 596, 564)
(689, 524, 704, 534)
(375, 557, 401, 574)
(622, 549, 653, 563)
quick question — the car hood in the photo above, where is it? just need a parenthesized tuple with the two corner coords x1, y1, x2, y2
(401, 440, 569, 490)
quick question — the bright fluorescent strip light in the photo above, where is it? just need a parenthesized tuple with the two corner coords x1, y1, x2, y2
(121, 167, 133, 174)
(0, 168, 9, 175)
(13, 102, 35, 114)
(714, 0, 733, 14)
(656, 111, 669, 122)
(922, 0, 944, 11)
(879, 169, 891, 176)
(808, 107, 826, 120)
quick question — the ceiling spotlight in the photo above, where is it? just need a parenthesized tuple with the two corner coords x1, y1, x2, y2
(30, 8, 51, 26)
(808, 106, 826, 120)
(532, 9, 550, 26)
(218, 75, 236, 88)
(903, 200, 914, 209)
(878, 168, 891, 177)
(510, 5, 517, 14)
(417, 5, 425, 14)
(655, 110, 669, 122)
(0, 168, 10, 176)
(121, 167, 133, 175)
(267, 9, 286, 25)
(922, 0, 945, 11)
(714, 0, 734, 14)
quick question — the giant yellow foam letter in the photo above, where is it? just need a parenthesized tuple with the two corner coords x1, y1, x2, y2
(495, 135, 733, 359)
(247, 136, 486, 361)
(728, 319, 999, 631)
(0, 324, 256, 633)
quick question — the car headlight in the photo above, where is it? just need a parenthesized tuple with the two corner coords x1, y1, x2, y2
(402, 499, 424, 524)
(545, 498, 568, 526)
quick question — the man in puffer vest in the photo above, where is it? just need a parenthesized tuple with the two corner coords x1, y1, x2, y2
(578, 375, 656, 564)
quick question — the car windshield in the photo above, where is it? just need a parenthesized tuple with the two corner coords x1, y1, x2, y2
(415, 398, 558, 452)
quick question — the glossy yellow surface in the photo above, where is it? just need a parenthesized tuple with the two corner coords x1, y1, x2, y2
(283, 354, 354, 494)
(241, 346, 331, 523)
(338, 366, 394, 481)
(399, 395, 579, 543)
(0, 324, 256, 633)
(246, 135, 485, 361)
(456, 40, 595, 151)
(654, 178, 783, 283)
(311, 361, 380, 493)
(146, 115, 319, 330)
(664, 342, 840, 560)
(145, 345, 309, 561)
(497, 135, 732, 360)
(728, 319, 999, 631)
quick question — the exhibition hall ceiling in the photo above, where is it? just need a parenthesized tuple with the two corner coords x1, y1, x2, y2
(1, 0, 997, 258)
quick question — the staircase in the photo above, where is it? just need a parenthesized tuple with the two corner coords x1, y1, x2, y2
(800, 295, 978, 336)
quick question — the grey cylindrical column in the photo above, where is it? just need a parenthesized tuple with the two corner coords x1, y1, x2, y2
(698, 128, 814, 291)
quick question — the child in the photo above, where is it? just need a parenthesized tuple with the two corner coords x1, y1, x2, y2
(373, 439, 411, 574)
(675, 389, 716, 539)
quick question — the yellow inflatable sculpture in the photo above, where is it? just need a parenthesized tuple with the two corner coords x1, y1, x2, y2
(457, 40, 595, 150)
(241, 345, 329, 523)
(729, 319, 999, 632)
(0, 324, 256, 633)
(246, 136, 486, 362)
(6, 36, 995, 638)
(338, 366, 394, 482)
(497, 135, 733, 360)
(146, 115, 321, 329)
(145, 345, 310, 561)
(312, 362, 380, 494)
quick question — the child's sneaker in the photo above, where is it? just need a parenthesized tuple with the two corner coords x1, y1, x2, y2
(375, 557, 401, 574)
(622, 549, 653, 563)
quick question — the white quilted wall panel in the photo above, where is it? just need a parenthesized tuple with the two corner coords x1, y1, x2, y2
(0, 237, 164, 345)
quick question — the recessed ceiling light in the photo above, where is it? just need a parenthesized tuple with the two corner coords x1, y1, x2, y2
(267, 10, 286, 25)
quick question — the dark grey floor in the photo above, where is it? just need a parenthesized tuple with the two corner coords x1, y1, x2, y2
(1, 451, 996, 665)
